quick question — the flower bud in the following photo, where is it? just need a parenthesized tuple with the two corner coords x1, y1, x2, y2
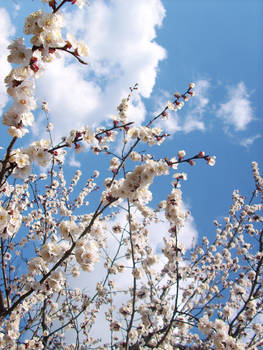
(197, 151, 205, 158)
(178, 150, 186, 159)
(188, 160, 195, 166)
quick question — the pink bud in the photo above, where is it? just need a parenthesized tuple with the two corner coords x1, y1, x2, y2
(198, 151, 205, 158)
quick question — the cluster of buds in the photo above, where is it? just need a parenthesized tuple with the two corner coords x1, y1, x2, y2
(45, 0, 86, 11)
(111, 83, 138, 126)
(162, 82, 196, 117)
(165, 150, 216, 168)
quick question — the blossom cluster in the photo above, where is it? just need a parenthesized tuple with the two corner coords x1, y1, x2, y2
(1, 2, 91, 184)
(104, 159, 169, 207)
(0, 1, 261, 350)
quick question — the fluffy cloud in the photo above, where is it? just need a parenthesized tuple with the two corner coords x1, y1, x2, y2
(35, 0, 166, 141)
(217, 81, 253, 131)
(240, 134, 261, 148)
(181, 79, 210, 133)
(68, 154, 81, 167)
(35, 58, 102, 140)
(0, 8, 15, 117)
(189, 80, 210, 115)
(67, 0, 166, 98)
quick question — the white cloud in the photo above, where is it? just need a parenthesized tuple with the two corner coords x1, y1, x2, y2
(158, 115, 181, 133)
(155, 80, 255, 137)
(0, 8, 15, 116)
(14, 3, 21, 17)
(181, 118, 205, 133)
(35, 58, 102, 141)
(190, 79, 210, 114)
(240, 134, 261, 148)
(68, 154, 81, 167)
(67, 0, 166, 98)
(180, 209, 198, 249)
(34, 0, 166, 140)
(217, 81, 253, 131)
(181, 79, 210, 133)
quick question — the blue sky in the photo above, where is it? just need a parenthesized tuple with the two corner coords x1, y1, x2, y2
(0, 0, 262, 245)
(149, 0, 263, 237)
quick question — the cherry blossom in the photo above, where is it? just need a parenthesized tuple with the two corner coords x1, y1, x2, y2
(0, 2, 261, 350)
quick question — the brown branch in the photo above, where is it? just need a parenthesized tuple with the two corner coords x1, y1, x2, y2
(0, 290, 5, 314)
(125, 198, 137, 350)
(53, 0, 68, 13)
(0, 195, 116, 319)
(1, 238, 10, 310)
(0, 136, 17, 188)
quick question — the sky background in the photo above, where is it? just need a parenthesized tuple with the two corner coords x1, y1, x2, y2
(0, 0, 262, 343)
(0, 0, 262, 248)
